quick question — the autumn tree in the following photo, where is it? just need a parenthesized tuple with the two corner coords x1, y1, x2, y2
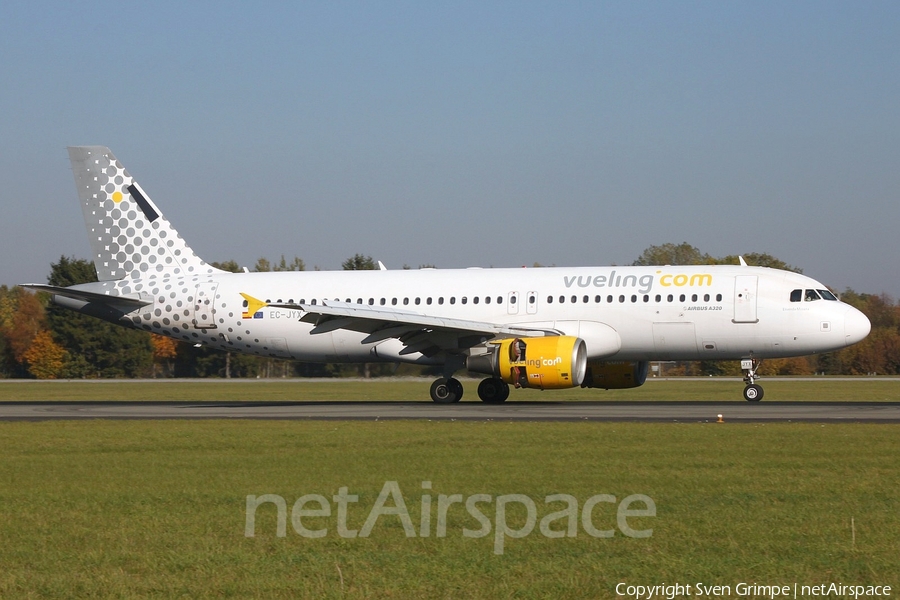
(22, 330, 68, 379)
(151, 334, 179, 378)
(0, 287, 49, 377)
(3, 288, 46, 365)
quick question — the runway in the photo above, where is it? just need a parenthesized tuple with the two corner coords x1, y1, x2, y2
(2, 401, 899, 422)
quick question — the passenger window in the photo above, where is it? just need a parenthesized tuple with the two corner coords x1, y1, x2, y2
(473, 297, 479, 304)
(619, 295, 625, 303)
(485, 297, 491, 304)
(438, 297, 444, 305)
(380, 298, 386, 305)
(716, 294, 722, 302)
(595, 295, 601, 303)
(643, 295, 649, 303)
(450, 297, 456, 305)
(403, 298, 409, 305)
(391, 298, 397, 305)
(679, 294, 686, 302)
(427, 298, 432, 305)
(462, 297, 468, 304)
(547, 296, 553, 304)
(631, 295, 637, 303)
(559, 296, 565, 303)
(704, 294, 710, 302)
(607, 295, 613, 303)
(790, 289, 802, 302)
(691, 294, 698, 302)
(667, 294, 674, 302)
(571, 295, 577, 303)
(655, 295, 661, 302)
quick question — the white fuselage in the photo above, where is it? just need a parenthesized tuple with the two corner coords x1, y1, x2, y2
(82, 264, 869, 367)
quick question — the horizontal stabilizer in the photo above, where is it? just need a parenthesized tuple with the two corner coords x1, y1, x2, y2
(19, 284, 151, 308)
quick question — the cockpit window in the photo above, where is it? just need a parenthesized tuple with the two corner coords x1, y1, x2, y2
(790, 289, 802, 302)
(818, 289, 838, 301)
(804, 289, 821, 301)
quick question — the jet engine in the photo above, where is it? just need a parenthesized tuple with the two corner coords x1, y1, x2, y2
(467, 336, 587, 389)
(582, 360, 649, 389)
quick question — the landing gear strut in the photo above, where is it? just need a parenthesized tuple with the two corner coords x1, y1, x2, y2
(477, 377, 510, 403)
(741, 358, 764, 402)
(430, 377, 463, 403)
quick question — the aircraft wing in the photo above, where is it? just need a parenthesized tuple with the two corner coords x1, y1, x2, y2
(255, 296, 560, 357)
(19, 284, 152, 309)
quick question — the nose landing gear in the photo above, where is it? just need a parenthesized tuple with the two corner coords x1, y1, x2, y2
(741, 358, 764, 402)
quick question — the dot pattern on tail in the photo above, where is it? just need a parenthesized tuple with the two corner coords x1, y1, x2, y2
(68, 146, 218, 282)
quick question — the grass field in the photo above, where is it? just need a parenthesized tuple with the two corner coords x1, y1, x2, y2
(1, 420, 898, 599)
(0, 377, 899, 402)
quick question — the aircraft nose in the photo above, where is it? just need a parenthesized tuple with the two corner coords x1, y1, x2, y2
(844, 306, 871, 346)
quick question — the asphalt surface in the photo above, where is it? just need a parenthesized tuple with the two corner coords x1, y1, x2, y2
(1, 401, 899, 422)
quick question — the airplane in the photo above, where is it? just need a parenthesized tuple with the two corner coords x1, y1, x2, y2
(22, 146, 871, 402)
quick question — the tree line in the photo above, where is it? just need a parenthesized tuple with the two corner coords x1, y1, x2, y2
(1, 244, 897, 379)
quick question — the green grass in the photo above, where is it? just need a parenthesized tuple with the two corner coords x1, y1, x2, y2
(0, 377, 898, 401)
(1, 420, 897, 598)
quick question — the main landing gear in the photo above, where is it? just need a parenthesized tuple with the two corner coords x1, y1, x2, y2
(430, 378, 463, 403)
(476, 377, 510, 403)
(741, 358, 764, 402)
(429, 377, 511, 403)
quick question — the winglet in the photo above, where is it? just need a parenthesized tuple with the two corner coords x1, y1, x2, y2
(240, 293, 268, 318)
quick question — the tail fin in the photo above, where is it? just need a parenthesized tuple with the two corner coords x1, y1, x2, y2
(68, 146, 222, 281)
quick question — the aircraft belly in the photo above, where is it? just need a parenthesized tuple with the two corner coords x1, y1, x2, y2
(652, 322, 699, 360)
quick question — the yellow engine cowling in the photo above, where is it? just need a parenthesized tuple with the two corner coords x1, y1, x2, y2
(582, 361, 649, 389)
(468, 336, 587, 390)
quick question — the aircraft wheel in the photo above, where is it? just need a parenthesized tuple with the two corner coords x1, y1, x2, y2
(447, 377, 463, 402)
(431, 378, 461, 403)
(743, 384, 764, 402)
(477, 378, 510, 403)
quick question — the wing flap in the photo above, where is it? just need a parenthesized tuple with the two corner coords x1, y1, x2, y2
(245, 295, 561, 355)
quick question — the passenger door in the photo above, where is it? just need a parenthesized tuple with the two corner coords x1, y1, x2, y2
(733, 276, 758, 323)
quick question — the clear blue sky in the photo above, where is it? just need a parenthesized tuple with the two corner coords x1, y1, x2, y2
(2, 1, 898, 295)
